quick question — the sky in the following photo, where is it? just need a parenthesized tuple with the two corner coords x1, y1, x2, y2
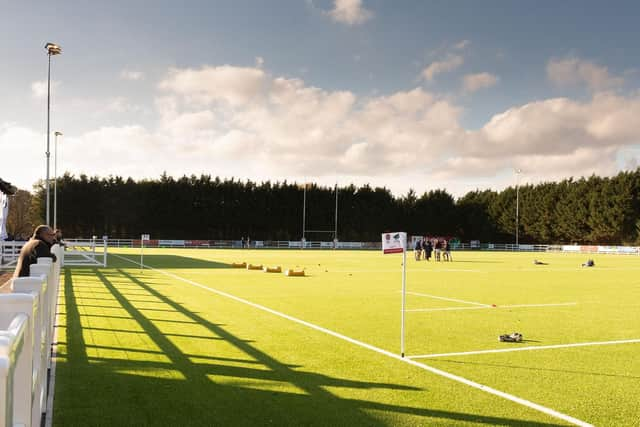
(1, 0, 640, 197)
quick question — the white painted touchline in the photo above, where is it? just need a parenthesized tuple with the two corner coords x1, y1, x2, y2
(408, 338, 640, 359)
(407, 302, 578, 312)
(405, 291, 491, 307)
(112, 254, 593, 427)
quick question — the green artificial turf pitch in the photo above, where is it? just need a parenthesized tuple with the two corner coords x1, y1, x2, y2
(53, 249, 640, 426)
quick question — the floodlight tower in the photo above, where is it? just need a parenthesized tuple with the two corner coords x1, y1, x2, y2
(334, 183, 338, 242)
(53, 131, 63, 229)
(45, 42, 62, 225)
(515, 168, 522, 248)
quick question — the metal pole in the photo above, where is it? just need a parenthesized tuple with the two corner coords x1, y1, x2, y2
(401, 248, 407, 357)
(515, 169, 521, 249)
(54, 132, 59, 229)
(334, 183, 338, 241)
(46, 53, 52, 225)
(302, 184, 306, 241)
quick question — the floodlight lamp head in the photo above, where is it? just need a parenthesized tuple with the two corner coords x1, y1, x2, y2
(54, 131, 63, 136)
(45, 42, 62, 55)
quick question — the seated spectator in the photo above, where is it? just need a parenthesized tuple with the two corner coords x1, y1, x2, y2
(54, 228, 66, 247)
(13, 225, 57, 278)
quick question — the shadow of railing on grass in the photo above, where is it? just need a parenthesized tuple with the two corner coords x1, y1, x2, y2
(107, 254, 232, 269)
(55, 267, 567, 427)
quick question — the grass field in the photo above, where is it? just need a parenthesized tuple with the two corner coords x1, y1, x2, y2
(53, 248, 640, 426)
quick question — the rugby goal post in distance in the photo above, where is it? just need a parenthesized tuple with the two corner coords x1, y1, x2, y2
(300, 183, 339, 248)
(382, 232, 407, 357)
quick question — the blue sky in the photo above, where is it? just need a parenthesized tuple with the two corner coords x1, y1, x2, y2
(2, 0, 639, 196)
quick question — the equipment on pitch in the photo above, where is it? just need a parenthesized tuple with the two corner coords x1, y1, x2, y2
(499, 332, 523, 342)
(285, 269, 305, 277)
(231, 262, 247, 268)
(263, 266, 282, 273)
(247, 263, 263, 270)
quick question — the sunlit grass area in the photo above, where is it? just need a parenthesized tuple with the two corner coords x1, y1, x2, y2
(53, 249, 640, 426)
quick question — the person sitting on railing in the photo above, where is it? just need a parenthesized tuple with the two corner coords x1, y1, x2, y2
(13, 225, 57, 278)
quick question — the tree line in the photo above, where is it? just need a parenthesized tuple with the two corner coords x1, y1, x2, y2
(7, 169, 640, 244)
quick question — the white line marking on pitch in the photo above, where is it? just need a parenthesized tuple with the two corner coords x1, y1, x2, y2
(408, 338, 640, 359)
(112, 254, 593, 427)
(406, 291, 490, 307)
(407, 302, 577, 312)
(500, 302, 577, 309)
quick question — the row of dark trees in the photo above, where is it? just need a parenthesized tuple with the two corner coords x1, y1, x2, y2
(17, 169, 640, 244)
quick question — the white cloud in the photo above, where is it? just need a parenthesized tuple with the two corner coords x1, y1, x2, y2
(0, 124, 44, 190)
(326, 0, 373, 26)
(5, 64, 640, 197)
(255, 57, 264, 68)
(547, 57, 624, 92)
(31, 80, 60, 99)
(463, 72, 499, 93)
(159, 65, 266, 106)
(120, 70, 145, 81)
(421, 54, 464, 82)
(104, 97, 144, 114)
(454, 40, 470, 50)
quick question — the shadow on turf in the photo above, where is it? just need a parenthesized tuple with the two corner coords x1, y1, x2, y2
(107, 254, 233, 269)
(54, 268, 567, 426)
(436, 359, 640, 380)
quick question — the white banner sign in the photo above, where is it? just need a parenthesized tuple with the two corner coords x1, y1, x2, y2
(381, 232, 406, 254)
(141, 234, 150, 241)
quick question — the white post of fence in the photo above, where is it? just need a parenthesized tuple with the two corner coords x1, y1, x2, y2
(13, 274, 48, 425)
(0, 294, 37, 427)
(0, 313, 29, 427)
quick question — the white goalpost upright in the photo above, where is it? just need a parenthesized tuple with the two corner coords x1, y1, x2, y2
(381, 232, 407, 357)
(301, 183, 340, 247)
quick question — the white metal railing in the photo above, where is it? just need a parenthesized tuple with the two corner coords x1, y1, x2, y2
(61, 239, 107, 267)
(0, 242, 25, 268)
(1, 240, 105, 268)
(97, 238, 639, 254)
(0, 247, 62, 427)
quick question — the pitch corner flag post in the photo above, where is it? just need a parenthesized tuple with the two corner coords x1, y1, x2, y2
(382, 232, 407, 357)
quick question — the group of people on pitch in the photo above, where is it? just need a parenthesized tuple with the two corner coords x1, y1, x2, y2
(414, 238, 452, 262)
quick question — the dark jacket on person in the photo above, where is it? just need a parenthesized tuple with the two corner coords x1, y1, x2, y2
(13, 238, 57, 278)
